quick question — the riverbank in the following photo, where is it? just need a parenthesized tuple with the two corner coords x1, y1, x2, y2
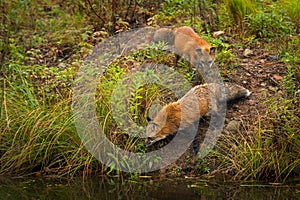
(0, 0, 299, 182)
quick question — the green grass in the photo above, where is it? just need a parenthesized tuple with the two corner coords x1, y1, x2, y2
(220, 0, 298, 38)
(281, 0, 300, 31)
(0, 0, 299, 181)
(214, 106, 299, 181)
(222, 0, 257, 30)
(0, 76, 95, 176)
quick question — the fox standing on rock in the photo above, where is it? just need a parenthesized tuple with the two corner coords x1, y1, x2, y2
(146, 83, 251, 146)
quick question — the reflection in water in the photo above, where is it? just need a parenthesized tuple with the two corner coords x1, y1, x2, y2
(0, 176, 298, 200)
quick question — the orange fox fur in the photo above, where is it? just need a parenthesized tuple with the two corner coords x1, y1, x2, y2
(146, 82, 251, 146)
(153, 26, 216, 68)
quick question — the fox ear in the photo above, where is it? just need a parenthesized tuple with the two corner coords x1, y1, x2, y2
(196, 48, 203, 55)
(210, 47, 217, 54)
(146, 116, 152, 122)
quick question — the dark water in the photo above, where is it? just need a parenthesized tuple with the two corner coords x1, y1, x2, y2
(0, 176, 299, 200)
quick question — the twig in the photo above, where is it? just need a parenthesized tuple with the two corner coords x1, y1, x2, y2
(1, 78, 10, 131)
(124, 0, 133, 21)
(84, 0, 105, 24)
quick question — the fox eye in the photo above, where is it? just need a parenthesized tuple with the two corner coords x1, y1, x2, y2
(151, 123, 158, 131)
(210, 47, 217, 54)
(146, 116, 152, 122)
(196, 48, 203, 55)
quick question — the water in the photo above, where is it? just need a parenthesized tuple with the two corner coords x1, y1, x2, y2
(0, 176, 298, 200)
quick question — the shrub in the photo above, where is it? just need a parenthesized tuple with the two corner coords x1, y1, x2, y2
(246, 8, 295, 38)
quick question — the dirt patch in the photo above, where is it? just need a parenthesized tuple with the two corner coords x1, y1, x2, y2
(223, 46, 286, 126)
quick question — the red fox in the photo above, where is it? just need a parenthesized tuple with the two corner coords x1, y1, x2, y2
(145, 82, 251, 146)
(153, 26, 216, 68)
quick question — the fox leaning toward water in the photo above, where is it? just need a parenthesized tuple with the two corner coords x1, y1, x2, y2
(145, 82, 251, 146)
(153, 26, 216, 69)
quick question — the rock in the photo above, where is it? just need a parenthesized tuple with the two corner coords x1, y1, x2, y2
(248, 99, 256, 106)
(266, 55, 279, 61)
(260, 82, 267, 87)
(258, 69, 264, 74)
(268, 86, 279, 92)
(278, 90, 283, 95)
(131, 67, 137, 72)
(243, 49, 254, 57)
(225, 120, 241, 134)
(273, 74, 283, 81)
(213, 31, 225, 38)
(58, 63, 66, 68)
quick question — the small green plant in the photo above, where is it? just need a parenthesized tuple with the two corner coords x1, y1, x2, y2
(201, 35, 237, 74)
(195, 159, 210, 173)
(153, 0, 219, 31)
(216, 49, 236, 66)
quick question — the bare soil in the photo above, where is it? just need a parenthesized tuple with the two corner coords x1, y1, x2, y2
(224, 46, 286, 125)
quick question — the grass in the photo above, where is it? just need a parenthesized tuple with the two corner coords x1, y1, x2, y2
(220, 0, 299, 38)
(281, 0, 300, 31)
(221, 0, 257, 31)
(212, 35, 300, 181)
(0, 75, 95, 176)
(0, 0, 299, 181)
(214, 108, 299, 181)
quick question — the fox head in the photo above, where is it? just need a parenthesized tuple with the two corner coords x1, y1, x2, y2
(174, 26, 217, 68)
(145, 103, 181, 147)
(191, 46, 216, 68)
(145, 116, 167, 146)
